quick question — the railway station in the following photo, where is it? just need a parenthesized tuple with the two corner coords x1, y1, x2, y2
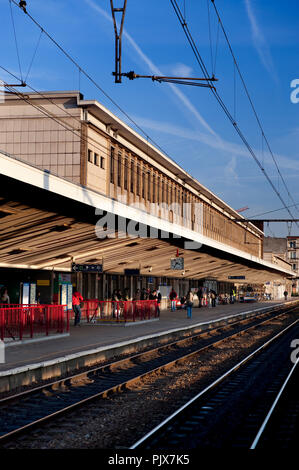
(0, 90, 297, 392)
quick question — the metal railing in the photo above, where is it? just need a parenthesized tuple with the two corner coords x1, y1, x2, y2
(0, 305, 69, 341)
(73, 299, 159, 323)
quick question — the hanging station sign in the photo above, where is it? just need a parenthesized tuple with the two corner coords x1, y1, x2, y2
(124, 269, 140, 276)
(72, 263, 103, 273)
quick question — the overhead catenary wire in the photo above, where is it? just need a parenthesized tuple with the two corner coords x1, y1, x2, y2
(24, 28, 43, 84)
(0, 65, 193, 199)
(210, 0, 299, 216)
(5, 0, 298, 228)
(169, 0, 299, 228)
(9, 0, 178, 169)
(245, 202, 299, 220)
(0, 67, 290, 237)
(8, 0, 23, 81)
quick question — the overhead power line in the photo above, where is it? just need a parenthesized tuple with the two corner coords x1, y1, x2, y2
(210, 0, 299, 217)
(9, 0, 177, 167)
(0, 65, 195, 200)
(169, 0, 299, 228)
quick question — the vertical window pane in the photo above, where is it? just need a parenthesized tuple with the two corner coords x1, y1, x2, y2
(124, 156, 128, 190)
(142, 167, 145, 199)
(130, 160, 134, 192)
(148, 171, 151, 201)
(136, 163, 140, 196)
(110, 147, 114, 184)
(118, 151, 122, 187)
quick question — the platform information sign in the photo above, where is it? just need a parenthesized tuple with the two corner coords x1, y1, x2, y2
(124, 269, 140, 276)
(228, 276, 245, 279)
(72, 263, 103, 273)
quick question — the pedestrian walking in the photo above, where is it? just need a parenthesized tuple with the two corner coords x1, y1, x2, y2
(72, 289, 83, 326)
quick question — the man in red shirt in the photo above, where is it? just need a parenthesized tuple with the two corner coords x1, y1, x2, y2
(72, 290, 83, 326)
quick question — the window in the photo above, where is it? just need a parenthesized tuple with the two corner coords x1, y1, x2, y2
(142, 166, 145, 199)
(124, 156, 128, 190)
(290, 241, 296, 248)
(136, 162, 140, 196)
(110, 147, 115, 184)
(147, 171, 151, 201)
(130, 160, 134, 193)
(290, 251, 296, 259)
(94, 153, 99, 166)
(117, 152, 122, 187)
(293, 264, 297, 271)
(100, 156, 105, 169)
(152, 174, 156, 203)
(157, 176, 161, 203)
(88, 149, 93, 163)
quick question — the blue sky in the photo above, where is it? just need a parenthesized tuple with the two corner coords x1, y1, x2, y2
(1, 0, 299, 236)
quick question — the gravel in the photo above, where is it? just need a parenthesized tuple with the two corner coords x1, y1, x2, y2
(4, 311, 298, 449)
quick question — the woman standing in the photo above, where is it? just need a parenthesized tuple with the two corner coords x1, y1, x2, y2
(186, 290, 194, 319)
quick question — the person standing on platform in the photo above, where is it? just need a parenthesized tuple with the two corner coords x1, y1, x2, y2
(0, 287, 10, 305)
(284, 290, 288, 301)
(72, 289, 83, 327)
(124, 288, 130, 301)
(155, 289, 162, 316)
(211, 291, 216, 308)
(157, 290, 162, 315)
(186, 290, 194, 318)
(149, 289, 160, 316)
(169, 288, 177, 312)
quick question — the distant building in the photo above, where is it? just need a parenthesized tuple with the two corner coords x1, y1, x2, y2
(264, 236, 298, 296)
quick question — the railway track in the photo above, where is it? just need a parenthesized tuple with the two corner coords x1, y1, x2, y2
(131, 318, 299, 449)
(0, 304, 297, 446)
(250, 354, 299, 448)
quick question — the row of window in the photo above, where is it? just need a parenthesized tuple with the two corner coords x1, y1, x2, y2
(88, 149, 105, 169)
(110, 147, 190, 205)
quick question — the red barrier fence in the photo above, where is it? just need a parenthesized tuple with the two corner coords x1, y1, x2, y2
(0, 305, 69, 341)
(70, 300, 159, 323)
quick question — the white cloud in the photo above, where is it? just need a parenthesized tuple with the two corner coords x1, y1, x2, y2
(168, 63, 193, 77)
(135, 115, 299, 172)
(244, 0, 277, 80)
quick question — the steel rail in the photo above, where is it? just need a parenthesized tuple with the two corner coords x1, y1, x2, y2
(0, 304, 297, 444)
(250, 356, 299, 449)
(130, 317, 299, 449)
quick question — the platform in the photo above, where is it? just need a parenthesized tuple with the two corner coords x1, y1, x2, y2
(0, 299, 298, 393)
